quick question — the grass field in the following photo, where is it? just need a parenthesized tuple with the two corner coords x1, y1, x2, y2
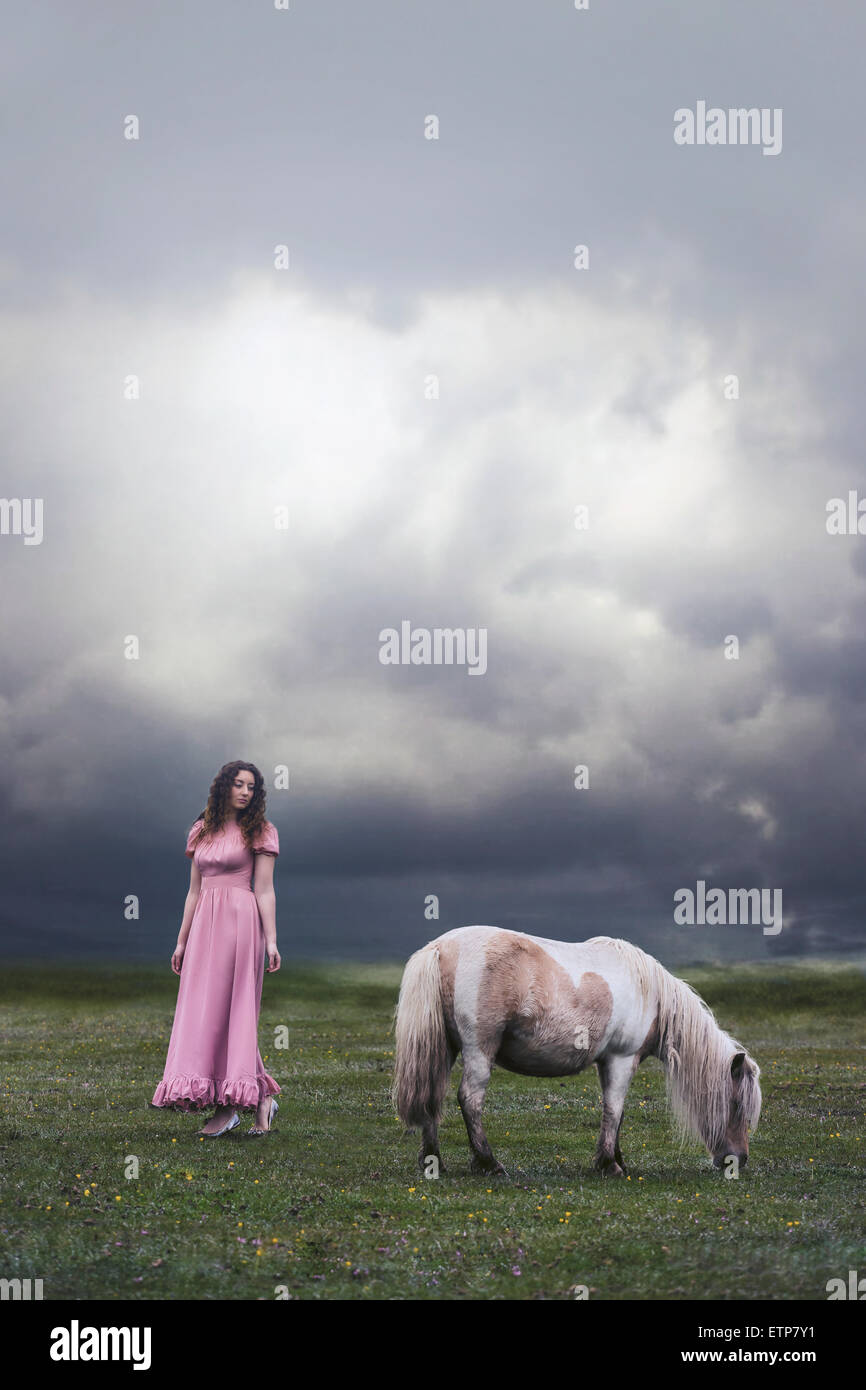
(1, 957, 864, 1300)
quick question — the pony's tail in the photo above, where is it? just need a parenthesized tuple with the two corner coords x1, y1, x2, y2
(390, 944, 449, 1131)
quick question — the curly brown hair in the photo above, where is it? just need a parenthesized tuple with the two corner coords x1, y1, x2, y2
(188, 760, 270, 855)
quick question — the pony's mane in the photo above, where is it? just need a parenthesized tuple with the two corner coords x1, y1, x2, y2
(585, 936, 762, 1150)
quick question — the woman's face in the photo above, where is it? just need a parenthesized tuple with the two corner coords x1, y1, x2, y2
(230, 770, 255, 812)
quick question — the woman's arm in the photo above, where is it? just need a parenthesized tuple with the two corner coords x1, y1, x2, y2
(253, 853, 280, 972)
(176, 861, 202, 951)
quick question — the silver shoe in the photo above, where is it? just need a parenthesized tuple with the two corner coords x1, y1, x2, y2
(197, 1110, 240, 1138)
(246, 1098, 278, 1136)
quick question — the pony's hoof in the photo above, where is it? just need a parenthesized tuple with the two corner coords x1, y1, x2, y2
(593, 1157, 626, 1178)
(470, 1157, 508, 1178)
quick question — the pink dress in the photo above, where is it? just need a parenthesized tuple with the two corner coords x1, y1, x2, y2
(150, 818, 281, 1113)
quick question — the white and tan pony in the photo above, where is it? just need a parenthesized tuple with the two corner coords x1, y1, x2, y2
(391, 925, 761, 1177)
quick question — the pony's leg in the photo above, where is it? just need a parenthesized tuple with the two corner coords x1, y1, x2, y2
(458, 1044, 507, 1177)
(418, 1043, 457, 1177)
(593, 1053, 636, 1177)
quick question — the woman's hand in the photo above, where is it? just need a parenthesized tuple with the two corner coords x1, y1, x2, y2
(171, 943, 185, 975)
(265, 944, 281, 973)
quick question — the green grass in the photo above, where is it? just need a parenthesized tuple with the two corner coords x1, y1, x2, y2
(1, 958, 864, 1300)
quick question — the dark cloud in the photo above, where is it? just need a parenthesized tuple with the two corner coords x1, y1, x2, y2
(2, 2, 865, 966)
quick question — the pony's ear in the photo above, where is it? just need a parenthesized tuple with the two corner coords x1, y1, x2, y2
(730, 1052, 747, 1078)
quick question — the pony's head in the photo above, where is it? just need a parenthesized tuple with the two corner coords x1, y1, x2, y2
(662, 1021, 762, 1169)
(709, 1050, 762, 1169)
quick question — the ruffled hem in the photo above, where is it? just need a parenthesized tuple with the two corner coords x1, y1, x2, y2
(150, 1072, 281, 1113)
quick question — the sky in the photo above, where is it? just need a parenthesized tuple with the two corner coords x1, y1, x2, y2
(2, 1, 866, 965)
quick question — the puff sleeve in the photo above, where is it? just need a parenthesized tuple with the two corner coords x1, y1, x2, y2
(185, 819, 203, 858)
(252, 821, 279, 856)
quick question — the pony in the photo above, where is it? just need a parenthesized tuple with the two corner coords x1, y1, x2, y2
(390, 925, 761, 1177)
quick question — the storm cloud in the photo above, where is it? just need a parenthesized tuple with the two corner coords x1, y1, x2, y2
(2, 2, 865, 965)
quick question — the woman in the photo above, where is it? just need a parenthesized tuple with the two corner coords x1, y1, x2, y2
(151, 760, 282, 1137)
